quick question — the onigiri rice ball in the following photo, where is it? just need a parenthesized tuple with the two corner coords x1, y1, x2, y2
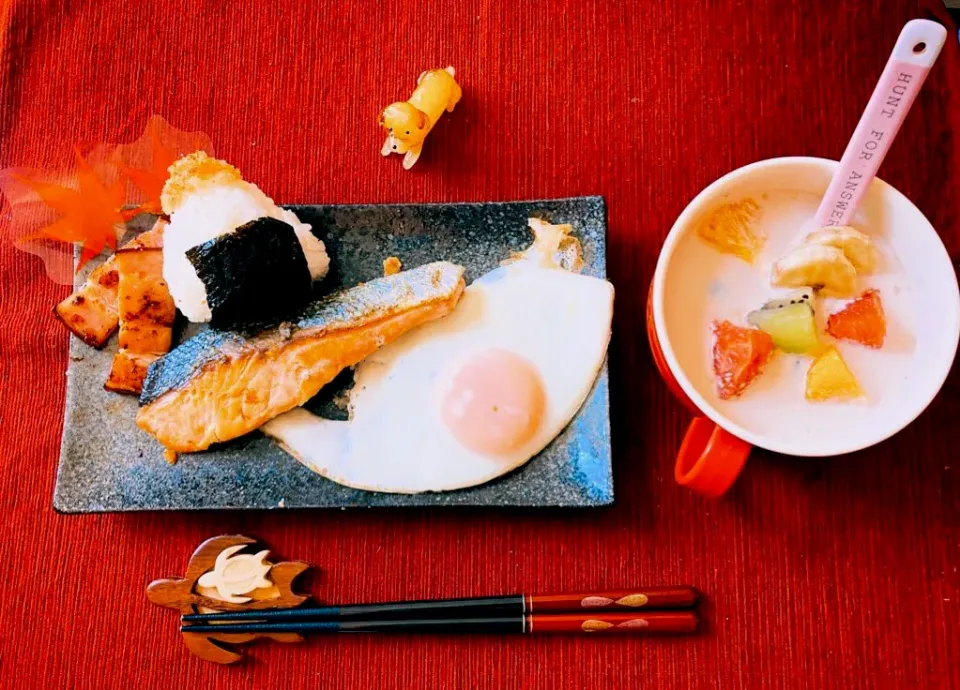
(161, 153, 329, 323)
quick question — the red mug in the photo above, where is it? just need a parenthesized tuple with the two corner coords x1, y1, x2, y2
(645, 286, 750, 498)
(646, 156, 959, 498)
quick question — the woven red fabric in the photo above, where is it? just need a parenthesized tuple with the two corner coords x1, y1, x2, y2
(1, 1, 958, 688)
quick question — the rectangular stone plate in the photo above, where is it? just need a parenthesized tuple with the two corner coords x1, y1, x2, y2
(53, 197, 612, 512)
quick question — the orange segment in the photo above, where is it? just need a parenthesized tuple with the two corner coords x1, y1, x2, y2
(711, 320, 775, 400)
(696, 198, 763, 263)
(826, 289, 886, 349)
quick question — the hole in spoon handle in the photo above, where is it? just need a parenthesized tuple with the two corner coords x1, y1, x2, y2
(814, 19, 947, 228)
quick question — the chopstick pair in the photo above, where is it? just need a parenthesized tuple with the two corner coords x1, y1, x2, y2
(181, 586, 701, 636)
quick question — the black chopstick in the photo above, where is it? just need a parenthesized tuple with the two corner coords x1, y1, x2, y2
(183, 597, 520, 623)
(181, 611, 700, 636)
(182, 587, 700, 624)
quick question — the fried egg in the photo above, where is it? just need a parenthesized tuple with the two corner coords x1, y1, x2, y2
(262, 220, 614, 493)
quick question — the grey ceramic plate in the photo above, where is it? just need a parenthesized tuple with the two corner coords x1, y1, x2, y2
(53, 197, 612, 512)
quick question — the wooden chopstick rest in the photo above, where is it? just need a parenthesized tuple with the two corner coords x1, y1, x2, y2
(146, 534, 311, 665)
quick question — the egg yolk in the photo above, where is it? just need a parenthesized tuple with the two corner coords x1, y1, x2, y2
(440, 349, 546, 456)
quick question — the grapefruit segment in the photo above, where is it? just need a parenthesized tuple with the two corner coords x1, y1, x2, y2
(826, 289, 886, 349)
(711, 320, 775, 400)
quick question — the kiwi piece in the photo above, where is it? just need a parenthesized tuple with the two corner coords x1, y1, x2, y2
(759, 288, 814, 310)
(747, 291, 819, 354)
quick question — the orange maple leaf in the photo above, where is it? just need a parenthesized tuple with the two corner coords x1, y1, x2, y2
(1, 116, 214, 284)
(116, 115, 214, 218)
(118, 121, 179, 217)
(15, 148, 126, 270)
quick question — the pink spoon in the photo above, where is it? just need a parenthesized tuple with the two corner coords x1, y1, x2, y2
(815, 19, 947, 227)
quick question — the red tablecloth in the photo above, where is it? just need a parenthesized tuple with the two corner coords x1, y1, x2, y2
(2, 1, 958, 688)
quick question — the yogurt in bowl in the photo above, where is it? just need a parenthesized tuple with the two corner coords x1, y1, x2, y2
(648, 157, 960, 494)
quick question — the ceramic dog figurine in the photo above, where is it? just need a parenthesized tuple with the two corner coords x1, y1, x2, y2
(379, 66, 462, 169)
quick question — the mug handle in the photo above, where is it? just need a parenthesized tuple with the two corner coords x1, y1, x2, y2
(674, 417, 751, 497)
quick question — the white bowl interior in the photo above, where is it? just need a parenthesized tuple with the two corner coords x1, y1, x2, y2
(654, 158, 959, 456)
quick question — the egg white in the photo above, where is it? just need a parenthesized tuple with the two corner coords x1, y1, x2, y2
(263, 262, 614, 493)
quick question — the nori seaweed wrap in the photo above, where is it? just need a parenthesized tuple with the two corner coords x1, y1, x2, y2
(185, 217, 313, 330)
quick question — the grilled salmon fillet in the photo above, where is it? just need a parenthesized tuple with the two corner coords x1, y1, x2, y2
(55, 219, 167, 348)
(137, 261, 465, 453)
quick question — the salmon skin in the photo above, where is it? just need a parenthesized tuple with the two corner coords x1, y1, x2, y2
(137, 261, 465, 453)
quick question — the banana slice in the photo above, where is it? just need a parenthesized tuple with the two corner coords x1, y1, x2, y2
(804, 226, 877, 274)
(771, 244, 857, 297)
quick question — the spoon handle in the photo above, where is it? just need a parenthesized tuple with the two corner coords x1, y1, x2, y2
(815, 19, 947, 227)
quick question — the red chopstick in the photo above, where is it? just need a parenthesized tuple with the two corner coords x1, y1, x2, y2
(182, 586, 700, 624)
(526, 587, 698, 612)
(181, 586, 702, 636)
(182, 611, 700, 636)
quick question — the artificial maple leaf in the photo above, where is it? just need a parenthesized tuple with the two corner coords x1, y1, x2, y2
(15, 148, 126, 270)
(115, 115, 214, 217)
(1, 117, 214, 285)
